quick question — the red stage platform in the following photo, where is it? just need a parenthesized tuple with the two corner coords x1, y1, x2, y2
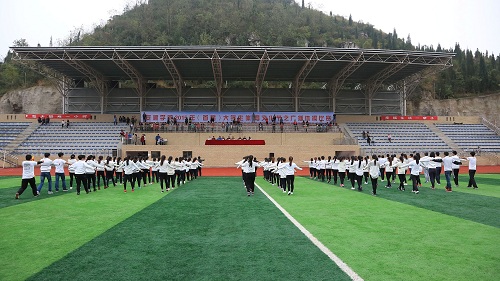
(205, 139, 265, 145)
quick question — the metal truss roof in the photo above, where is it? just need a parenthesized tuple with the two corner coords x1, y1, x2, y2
(11, 46, 454, 86)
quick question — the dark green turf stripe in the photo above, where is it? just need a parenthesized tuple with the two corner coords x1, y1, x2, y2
(27, 177, 351, 281)
(304, 175, 500, 228)
(0, 183, 76, 209)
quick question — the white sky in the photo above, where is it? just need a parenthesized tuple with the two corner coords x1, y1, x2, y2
(1, 0, 498, 61)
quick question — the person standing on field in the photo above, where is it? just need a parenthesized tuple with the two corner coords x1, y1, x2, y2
(37, 153, 54, 194)
(15, 155, 40, 199)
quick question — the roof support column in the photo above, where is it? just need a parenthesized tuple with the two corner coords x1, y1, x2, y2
(292, 52, 318, 112)
(211, 50, 223, 112)
(255, 51, 270, 112)
(161, 51, 184, 112)
(112, 50, 147, 113)
(328, 53, 364, 113)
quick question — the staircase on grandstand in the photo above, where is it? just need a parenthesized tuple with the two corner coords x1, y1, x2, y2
(13, 122, 128, 157)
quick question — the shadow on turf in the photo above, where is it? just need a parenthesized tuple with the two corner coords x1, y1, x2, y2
(302, 176, 500, 228)
(0, 184, 76, 209)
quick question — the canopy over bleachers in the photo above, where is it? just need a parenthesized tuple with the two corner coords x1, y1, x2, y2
(346, 122, 451, 154)
(435, 124, 500, 153)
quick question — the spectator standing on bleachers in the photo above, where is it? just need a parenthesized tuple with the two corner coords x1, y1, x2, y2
(367, 135, 371, 146)
(114, 115, 118, 125)
(388, 134, 392, 143)
(259, 122, 264, 131)
(141, 134, 146, 145)
(61, 120, 65, 128)
(155, 134, 161, 145)
(66, 120, 70, 128)
(37, 153, 54, 194)
(362, 131, 366, 139)
(53, 152, 68, 192)
(133, 133, 137, 145)
(142, 112, 147, 123)
(15, 155, 40, 199)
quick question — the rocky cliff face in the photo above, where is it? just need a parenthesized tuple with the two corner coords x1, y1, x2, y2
(0, 86, 62, 114)
(407, 91, 500, 126)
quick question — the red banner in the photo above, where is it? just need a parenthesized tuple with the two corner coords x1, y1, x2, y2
(381, 115, 438, 121)
(25, 114, 92, 119)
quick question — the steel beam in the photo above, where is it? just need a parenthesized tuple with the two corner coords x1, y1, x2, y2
(211, 50, 223, 112)
(255, 51, 270, 112)
(161, 51, 184, 97)
(292, 52, 319, 112)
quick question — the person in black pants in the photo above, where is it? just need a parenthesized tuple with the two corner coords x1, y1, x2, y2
(15, 155, 41, 199)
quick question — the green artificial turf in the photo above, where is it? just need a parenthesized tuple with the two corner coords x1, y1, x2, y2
(27, 177, 350, 281)
(256, 175, 500, 281)
(0, 182, 170, 281)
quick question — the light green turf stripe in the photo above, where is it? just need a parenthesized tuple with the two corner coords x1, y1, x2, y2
(0, 183, 172, 281)
(450, 174, 500, 198)
(257, 177, 500, 281)
(0, 177, 18, 189)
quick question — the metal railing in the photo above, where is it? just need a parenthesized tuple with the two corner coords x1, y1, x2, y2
(134, 123, 341, 134)
(482, 117, 500, 135)
(1, 150, 19, 168)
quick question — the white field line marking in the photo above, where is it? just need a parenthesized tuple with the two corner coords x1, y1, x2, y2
(255, 183, 363, 281)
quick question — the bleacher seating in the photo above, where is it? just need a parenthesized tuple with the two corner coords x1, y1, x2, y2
(14, 122, 127, 156)
(346, 122, 451, 154)
(435, 124, 500, 152)
(0, 122, 30, 149)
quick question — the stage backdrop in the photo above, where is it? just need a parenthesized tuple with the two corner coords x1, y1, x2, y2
(141, 112, 335, 123)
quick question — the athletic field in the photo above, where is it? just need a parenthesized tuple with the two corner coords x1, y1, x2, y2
(0, 174, 499, 281)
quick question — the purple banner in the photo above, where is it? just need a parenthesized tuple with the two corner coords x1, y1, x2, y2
(142, 111, 335, 123)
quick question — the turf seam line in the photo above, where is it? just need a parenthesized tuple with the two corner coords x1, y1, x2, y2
(255, 183, 363, 281)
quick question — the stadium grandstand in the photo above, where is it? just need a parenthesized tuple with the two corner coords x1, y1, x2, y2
(1, 46, 499, 167)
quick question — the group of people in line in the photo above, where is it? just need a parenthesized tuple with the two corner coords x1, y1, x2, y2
(236, 155, 302, 196)
(15, 153, 204, 199)
(303, 150, 478, 196)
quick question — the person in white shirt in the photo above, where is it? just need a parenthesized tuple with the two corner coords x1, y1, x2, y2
(338, 157, 348, 187)
(67, 154, 77, 189)
(400, 154, 425, 194)
(465, 151, 478, 189)
(317, 156, 326, 182)
(283, 156, 303, 195)
(175, 157, 186, 186)
(141, 157, 152, 185)
(190, 158, 200, 180)
(303, 158, 316, 179)
(354, 156, 365, 191)
(241, 155, 261, 196)
(362, 156, 370, 185)
(273, 157, 288, 192)
(95, 156, 107, 190)
(432, 151, 461, 192)
(104, 156, 116, 188)
(37, 153, 54, 194)
(367, 155, 380, 196)
(150, 158, 160, 184)
(69, 155, 94, 195)
(15, 155, 40, 199)
(434, 152, 442, 185)
(425, 152, 438, 189)
(115, 157, 124, 184)
(132, 157, 143, 188)
(118, 156, 140, 192)
(325, 156, 333, 183)
(158, 155, 176, 192)
(378, 155, 388, 182)
(348, 156, 357, 189)
(451, 151, 461, 187)
(184, 158, 192, 181)
(53, 152, 68, 192)
(332, 156, 340, 185)
(392, 156, 407, 191)
(381, 156, 395, 188)
(85, 155, 98, 192)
